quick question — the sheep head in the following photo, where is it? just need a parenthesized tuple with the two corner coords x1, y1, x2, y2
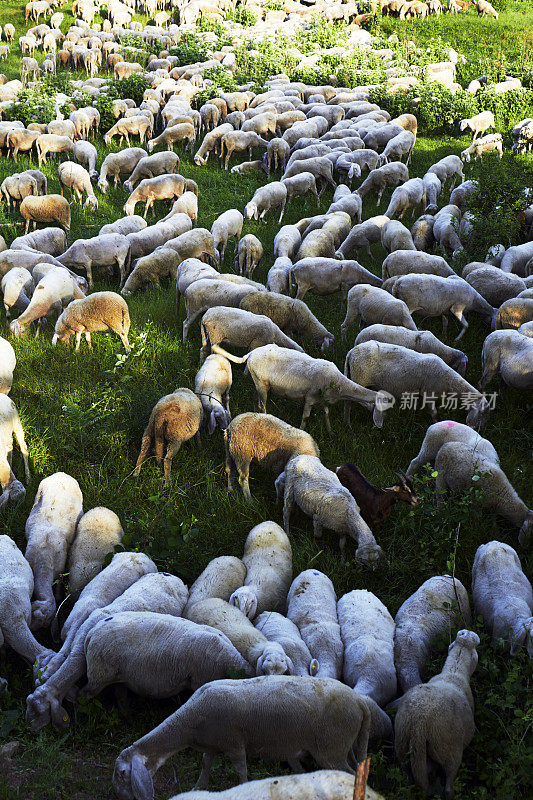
(113, 752, 154, 800)
(229, 586, 258, 619)
(256, 642, 294, 676)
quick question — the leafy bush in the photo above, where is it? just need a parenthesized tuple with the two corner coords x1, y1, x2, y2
(476, 86, 533, 127)
(296, 16, 348, 53)
(194, 65, 239, 106)
(109, 73, 151, 105)
(369, 82, 479, 133)
(93, 91, 116, 132)
(234, 36, 298, 86)
(225, 6, 257, 26)
(5, 85, 56, 126)
(169, 32, 211, 66)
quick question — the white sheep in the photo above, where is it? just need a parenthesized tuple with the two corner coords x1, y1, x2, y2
(335, 216, 390, 259)
(422, 172, 442, 213)
(355, 325, 467, 375)
(291, 257, 381, 302)
(277, 456, 384, 564)
(382, 251, 455, 280)
(1, 267, 34, 318)
(356, 162, 409, 205)
(229, 522, 292, 619)
(426, 154, 464, 189)
(341, 285, 418, 340)
(182, 279, 266, 342)
(211, 209, 243, 263)
(67, 507, 124, 595)
(0, 394, 29, 508)
(200, 307, 303, 364)
(479, 329, 533, 391)
(186, 598, 293, 675)
(394, 575, 471, 691)
(406, 420, 499, 478)
(266, 256, 292, 294)
(461, 133, 503, 163)
(395, 629, 480, 800)
(53, 292, 131, 352)
(384, 177, 426, 219)
(0, 336, 16, 393)
(195, 354, 232, 434)
(240, 291, 334, 351)
(381, 219, 417, 253)
(500, 241, 533, 276)
(9, 266, 85, 340)
(464, 265, 526, 307)
(233, 234, 263, 278)
(432, 204, 464, 258)
(254, 612, 319, 677)
(24, 472, 84, 630)
(183, 556, 247, 618)
(338, 590, 397, 706)
(459, 110, 495, 141)
(58, 233, 131, 288)
(273, 225, 301, 260)
(472, 541, 532, 655)
(378, 130, 416, 166)
(245, 182, 287, 224)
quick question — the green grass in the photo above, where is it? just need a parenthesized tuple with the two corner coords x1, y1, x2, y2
(0, 4, 532, 800)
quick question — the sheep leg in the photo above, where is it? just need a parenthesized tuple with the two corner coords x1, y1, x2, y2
(238, 467, 252, 502)
(313, 515, 323, 540)
(300, 396, 315, 430)
(278, 198, 286, 224)
(75, 331, 82, 350)
(13, 419, 30, 483)
(323, 405, 332, 434)
(163, 440, 181, 484)
(282, 485, 294, 534)
(134, 432, 152, 477)
(195, 753, 215, 789)
(24, 218, 30, 235)
(479, 350, 498, 390)
(441, 314, 448, 336)
(451, 305, 468, 341)
(228, 748, 248, 784)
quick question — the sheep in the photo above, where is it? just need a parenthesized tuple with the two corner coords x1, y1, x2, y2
(134, 389, 203, 485)
(0, 535, 55, 678)
(511, 118, 533, 154)
(112, 675, 372, 795)
(245, 182, 287, 224)
(193, 124, 234, 166)
(278, 457, 384, 564)
(281, 156, 336, 192)
(449, 180, 479, 210)
(356, 162, 409, 205)
(27, 571, 186, 727)
(1, 172, 38, 209)
(58, 162, 97, 210)
(0, 337, 16, 394)
(383, 178, 426, 219)
(477, 0, 498, 17)
(381, 219, 417, 253)
(434, 441, 533, 545)
(273, 225, 301, 260)
(230, 161, 265, 176)
(395, 629, 480, 800)
(124, 174, 188, 218)
(200, 307, 303, 365)
(0, 394, 29, 504)
(52, 291, 130, 352)
(123, 152, 180, 194)
(5, 128, 40, 160)
(355, 325, 467, 375)
(378, 130, 416, 166)
(463, 265, 526, 307)
(160, 191, 198, 224)
(285, 569, 344, 680)
(98, 148, 147, 193)
(0, 250, 62, 278)
(211, 209, 243, 263)
(338, 590, 397, 707)
(496, 297, 533, 329)
(223, 411, 319, 501)
(341, 285, 417, 340)
(461, 133, 503, 162)
(295, 228, 336, 261)
(480, 326, 533, 391)
(472, 541, 532, 655)
(345, 342, 490, 427)
(24, 472, 84, 630)
(266, 257, 292, 295)
(195, 354, 232, 434)
(406, 420, 498, 479)
(58, 233, 131, 288)
(35, 134, 74, 166)
(9, 267, 85, 340)
(19, 195, 71, 235)
(240, 291, 334, 352)
(394, 575, 472, 692)
(182, 279, 264, 342)
(335, 216, 390, 259)
(233, 234, 263, 279)
(382, 251, 454, 280)
(120, 246, 179, 295)
(67, 507, 124, 595)
(187, 594, 293, 675)
(459, 110, 495, 141)
(11, 225, 62, 256)
(266, 137, 290, 173)
(426, 155, 464, 190)
(72, 139, 97, 179)
(1, 267, 34, 318)
(100, 217, 147, 237)
(431, 204, 464, 258)
(183, 556, 246, 619)
(220, 131, 269, 169)
(500, 241, 533, 276)
(392, 274, 496, 339)
(291, 257, 381, 301)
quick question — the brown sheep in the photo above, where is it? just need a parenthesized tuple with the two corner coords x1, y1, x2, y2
(19, 195, 70, 234)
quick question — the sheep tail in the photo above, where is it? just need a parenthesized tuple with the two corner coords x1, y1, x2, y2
(210, 344, 250, 364)
(409, 725, 429, 791)
(352, 697, 371, 764)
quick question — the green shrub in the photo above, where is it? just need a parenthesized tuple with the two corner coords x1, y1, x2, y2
(5, 85, 56, 126)
(476, 86, 533, 128)
(93, 91, 116, 132)
(225, 6, 257, 26)
(369, 82, 479, 133)
(109, 73, 151, 105)
(169, 32, 211, 66)
(296, 16, 348, 53)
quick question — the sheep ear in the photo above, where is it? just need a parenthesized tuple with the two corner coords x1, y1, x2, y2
(131, 755, 154, 800)
(208, 409, 217, 435)
(309, 659, 319, 676)
(255, 653, 265, 675)
(285, 656, 295, 675)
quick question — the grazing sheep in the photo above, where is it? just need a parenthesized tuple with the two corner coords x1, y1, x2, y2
(274, 225, 301, 260)
(345, 342, 490, 427)
(182, 279, 264, 342)
(338, 589, 397, 707)
(195, 354, 232, 434)
(160, 191, 198, 224)
(53, 292, 130, 351)
(382, 251, 454, 280)
(463, 265, 526, 307)
(221, 131, 269, 169)
(355, 325, 467, 375)
(378, 130, 416, 166)
(266, 257, 292, 295)
(266, 137, 290, 173)
(73, 140, 98, 179)
(193, 124, 234, 166)
(234, 234, 263, 278)
(496, 297, 533, 329)
(395, 629, 480, 800)
(291, 257, 381, 301)
(1, 172, 38, 209)
(500, 242, 533, 276)
(123, 151, 180, 193)
(394, 575, 471, 692)
(278, 457, 384, 564)
(240, 291, 334, 351)
(112, 675, 372, 795)
(341, 285, 417, 340)
(459, 110, 495, 140)
(1, 267, 34, 318)
(426, 155, 464, 189)
(224, 412, 319, 501)
(0, 337, 16, 394)
(183, 556, 247, 619)
(58, 162, 97, 210)
(406, 420, 499, 478)
(98, 148, 147, 193)
(0, 394, 30, 504)
(9, 267, 84, 340)
(25, 472, 84, 630)
(100, 217, 147, 237)
(211, 209, 243, 263)
(476, 0, 498, 17)
(19, 195, 71, 235)
(124, 174, 187, 218)
(479, 329, 533, 391)
(335, 216, 390, 259)
(35, 134, 74, 167)
(472, 541, 532, 655)
(67, 507, 124, 595)
(58, 233, 131, 288)
(461, 133, 503, 163)
(245, 182, 287, 224)
(384, 178, 426, 219)
(356, 162, 409, 205)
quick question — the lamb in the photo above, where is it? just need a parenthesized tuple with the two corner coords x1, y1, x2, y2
(1, 267, 34, 317)
(355, 325, 467, 375)
(472, 541, 532, 655)
(24, 472, 84, 630)
(183, 556, 247, 618)
(463, 265, 526, 307)
(72, 139, 98, 179)
(391, 274, 496, 339)
(19, 195, 71, 235)
(461, 133, 503, 162)
(335, 216, 390, 259)
(220, 131, 269, 169)
(211, 209, 243, 262)
(67, 507, 124, 595)
(240, 291, 334, 351)
(35, 134, 74, 166)
(134, 389, 203, 485)
(200, 307, 303, 364)
(459, 110, 495, 141)
(123, 151, 180, 192)
(291, 257, 381, 301)
(496, 297, 533, 329)
(356, 162, 409, 204)
(254, 612, 318, 677)
(0, 535, 55, 677)
(426, 155, 464, 189)
(477, 0, 498, 17)
(182, 279, 264, 342)
(394, 575, 472, 692)
(194, 354, 232, 434)
(224, 411, 319, 501)
(384, 178, 426, 219)
(285, 569, 344, 679)
(9, 266, 85, 340)
(124, 174, 187, 218)
(244, 182, 287, 224)
(434, 441, 533, 545)
(53, 292, 130, 352)
(395, 629, 480, 800)
(161, 191, 198, 224)
(266, 257, 292, 294)
(278, 457, 384, 564)
(432, 204, 464, 258)
(338, 590, 397, 707)
(98, 148, 147, 193)
(382, 251, 454, 280)
(341, 285, 417, 340)
(479, 329, 533, 392)
(233, 234, 263, 278)
(377, 130, 416, 166)
(57, 233, 131, 288)
(500, 241, 533, 276)
(112, 675, 372, 795)
(0, 337, 16, 394)
(344, 342, 490, 427)
(381, 220, 417, 253)
(273, 225, 301, 260)
(406, 420, 499, 478)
